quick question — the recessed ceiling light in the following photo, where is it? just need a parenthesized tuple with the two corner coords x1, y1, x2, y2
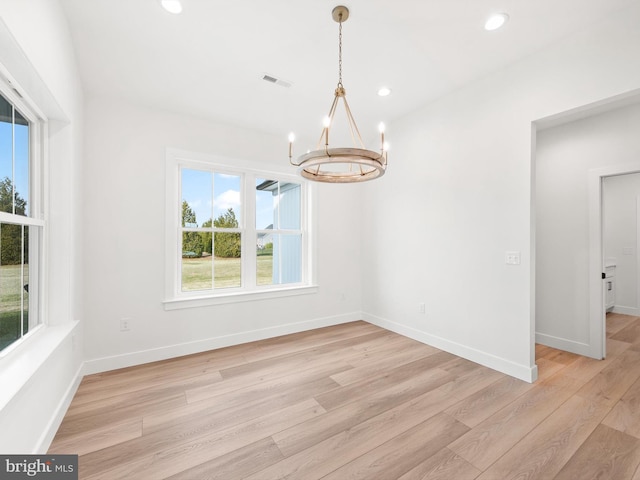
(485, 13, 509, 31)
(378, 87, 392, 97)
(160, 0, 183, 14)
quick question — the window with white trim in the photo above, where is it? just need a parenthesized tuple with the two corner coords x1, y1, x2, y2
(165, 150, 314, 307)
(0, 81, 44, 354)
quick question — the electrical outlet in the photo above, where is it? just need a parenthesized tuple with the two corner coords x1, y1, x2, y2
(505, 251, 521, 265)
(120, 318, 131, 332)
(418, 303, 426, 314)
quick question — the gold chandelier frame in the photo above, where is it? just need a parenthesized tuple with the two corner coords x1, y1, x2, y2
(288, 6, 388, 183)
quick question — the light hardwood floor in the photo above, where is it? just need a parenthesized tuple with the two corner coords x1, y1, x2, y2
(50, 313, 640, 479)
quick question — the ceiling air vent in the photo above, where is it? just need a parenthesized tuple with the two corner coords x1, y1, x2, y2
(262, 73, 292, 88)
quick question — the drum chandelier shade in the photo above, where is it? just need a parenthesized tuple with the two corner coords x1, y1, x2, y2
(288, 6, 389, 183)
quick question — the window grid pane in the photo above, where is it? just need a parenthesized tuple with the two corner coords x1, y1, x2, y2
(214, 233, 242, 289)
(0, 222, 39, 352)
(0, 93, 29, 217)
(181, 231, 212, 291)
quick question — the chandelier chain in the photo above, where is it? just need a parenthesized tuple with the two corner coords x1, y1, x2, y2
(338, 16, 343, 87)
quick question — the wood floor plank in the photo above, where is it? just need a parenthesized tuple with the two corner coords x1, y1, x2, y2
(535, 357, 567, 381)
(218, 330, 389, 380)
(477, 395, 611, 480)
(346, 335, 440, 368)
(163, 437, 284, 480)
(603, 376, 640, 439)
(185, 358, 350, 404)
(611, 318, 640, 345)
(320, 413, 469, 480)
(437, 357, 484, 377)
(54, 391, 187, 439)
(329, 341, 439, 387)
(607, 313, 639, 336)
(143, 374, 338, 435)
(79, 376, 338, 475)
(445, 375, 533, 428)
(72, 343, 253, 402)
(47, 316, 640, 480)
(64, 370, 222, 418)
(554, 424, 640, 480)
(575, 348, 640, 407)
(438, 364, 504, 401)
(561, 338, 632, 381)
(49, 418, 142, 457)
(247, 397, 466, 480)
(396, 447, 481, 480)
(315, 351, 456, 411)
(536, 344, 581, 365)
(243, 321, 384, 361)
(83, 399, 325, 480)
(273, 367, 455, 457)
(448, 373, 582, 470)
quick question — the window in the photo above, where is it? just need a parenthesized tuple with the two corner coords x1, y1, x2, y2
(165, 150, 315, 308)
(0, 84, 44, 354)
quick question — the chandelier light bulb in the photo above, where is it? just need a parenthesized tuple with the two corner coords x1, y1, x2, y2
(383, 142, 390, 152)
(379, 122, 386, 150)
(288, 132, 295, 158)
(322, 116, 331, 146)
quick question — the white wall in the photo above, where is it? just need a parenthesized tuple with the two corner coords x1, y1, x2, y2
(536, 103, 640, 353)
(0, 0, 84, 453)
(603, 172, 640, 315)
(361, 3, 640, 381)
(82, 96, 363, 372)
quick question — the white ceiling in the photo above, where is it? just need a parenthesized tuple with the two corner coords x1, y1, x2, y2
(59, 0, 636, 146)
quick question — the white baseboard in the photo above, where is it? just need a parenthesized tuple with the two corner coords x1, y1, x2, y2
(612, 305, 640, 316)
(363, 313, 538, 383)
(535, 332, 595, 358)
(35, 362, 84, 453)
(83, 312, 362, 375)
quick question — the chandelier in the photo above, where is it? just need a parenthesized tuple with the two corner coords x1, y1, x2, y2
(288, 6, 388, 183)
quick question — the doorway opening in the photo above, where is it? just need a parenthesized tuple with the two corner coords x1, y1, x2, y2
(589, 168, 640, 359)
(533, 90, 640, 367)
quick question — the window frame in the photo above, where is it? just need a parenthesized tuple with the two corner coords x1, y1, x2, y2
(0, 75, 47, 357)
(164, 148, 317, 310)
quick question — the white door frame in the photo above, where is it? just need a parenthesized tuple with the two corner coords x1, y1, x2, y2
(588, 163, 640, 359)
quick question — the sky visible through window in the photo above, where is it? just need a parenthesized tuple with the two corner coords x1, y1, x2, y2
(0, 120, 29, 215)
(181, 169, 276, 230)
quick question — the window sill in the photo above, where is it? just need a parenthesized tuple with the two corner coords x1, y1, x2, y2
(163, 284, 319, 310)
(0, 322, 78, 412)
